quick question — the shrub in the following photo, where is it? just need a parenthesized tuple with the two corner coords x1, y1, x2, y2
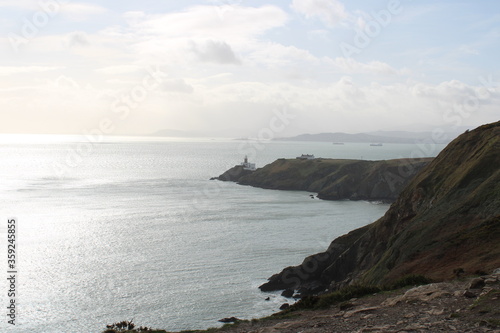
(286, 285, 381, 312)
(316, 285, 381, 309)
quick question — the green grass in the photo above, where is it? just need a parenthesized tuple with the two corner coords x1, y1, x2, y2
(282, 285, 382, 312)
(278, 275, 433, 314)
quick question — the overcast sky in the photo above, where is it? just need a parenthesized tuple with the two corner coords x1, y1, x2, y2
(0, 0, 499, 137)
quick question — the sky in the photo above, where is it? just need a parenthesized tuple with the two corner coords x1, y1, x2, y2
(0, 0, 499, 137)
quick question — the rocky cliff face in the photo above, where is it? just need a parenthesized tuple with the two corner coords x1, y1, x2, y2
(215, 158, 432, 203)
(211, 165, 254, 182)
(260, 121, 500, 295)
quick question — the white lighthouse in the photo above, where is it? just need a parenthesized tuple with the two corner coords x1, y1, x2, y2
(239, 155, 256, 171)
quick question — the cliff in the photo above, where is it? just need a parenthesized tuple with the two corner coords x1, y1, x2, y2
(260, 121, 500, 295)
(214, 158, 432, 202)
(211, 165, 254, 182)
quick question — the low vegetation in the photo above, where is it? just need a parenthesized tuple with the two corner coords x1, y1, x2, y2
(276, 274, 432, 315)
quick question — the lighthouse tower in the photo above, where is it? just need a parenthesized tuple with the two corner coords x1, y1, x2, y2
(240, 155, 256, 171)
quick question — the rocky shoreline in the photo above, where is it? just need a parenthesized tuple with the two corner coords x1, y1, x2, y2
(213, 270, 500, 333)
(103, 270, 500, 332)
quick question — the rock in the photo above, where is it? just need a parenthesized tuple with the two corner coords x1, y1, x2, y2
(265, 297, 270, 301)
(463, 290, 477, 298)
(281, 289, 294, 298)
(279, 303, 290, 310)
(297, 285, 324, 297)
(343, 307, 379, 318)
(404, 324, 428, 331)
(292, 294, 302, 299)
(484, 278, 497, 284)
(213, 165, 253, 182)
(358, 325, 394, 332)
(426, 308, 445, 315)
(480, 287, 494, 297)
(383, 283, 452, 306)
(493, 268, 500, 275)
(468, 278, 485, 289)
(219, 317, 240, 323)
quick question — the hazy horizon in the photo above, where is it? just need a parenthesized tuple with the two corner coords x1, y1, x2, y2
(1, 0, 499, 137)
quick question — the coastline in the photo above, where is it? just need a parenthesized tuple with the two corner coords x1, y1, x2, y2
(103, 122, 499, 332)
(213, 157, 432, 203)
(103, 271, 500, 332)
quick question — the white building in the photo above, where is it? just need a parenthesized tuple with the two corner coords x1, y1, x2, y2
(240, 156, 256, 171)
(297, 154, 315, 160)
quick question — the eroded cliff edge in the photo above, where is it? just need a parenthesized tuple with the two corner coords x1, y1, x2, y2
(214, 157, 432, 203)
(260, 121, 500, 295)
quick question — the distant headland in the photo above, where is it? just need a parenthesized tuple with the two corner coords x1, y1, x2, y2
(212, 156, 432, 203)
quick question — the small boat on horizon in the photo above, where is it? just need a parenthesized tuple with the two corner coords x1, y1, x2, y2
(332, 142, 345, 145)
(370, 143, 383, 146)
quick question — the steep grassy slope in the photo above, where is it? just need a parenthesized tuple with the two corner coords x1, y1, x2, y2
(260, 121, 500, 294)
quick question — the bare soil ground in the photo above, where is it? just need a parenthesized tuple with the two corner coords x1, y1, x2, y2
(217, 274, 500, 333)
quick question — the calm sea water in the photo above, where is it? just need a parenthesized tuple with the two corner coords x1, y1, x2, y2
(0, 136, 445, 332)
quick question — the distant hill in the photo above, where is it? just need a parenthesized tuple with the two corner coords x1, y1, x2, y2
(260, 121, 500, 294)
(274, 131, 459, 144)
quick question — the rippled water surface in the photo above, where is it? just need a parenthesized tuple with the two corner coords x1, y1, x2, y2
(0, 137, 444, 332)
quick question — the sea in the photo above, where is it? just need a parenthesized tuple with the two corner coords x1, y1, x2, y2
(0, 135, 446, 333)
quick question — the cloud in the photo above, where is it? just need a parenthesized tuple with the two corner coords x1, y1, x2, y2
(109, 5, 287, 67)
(328, 58, 408, 75)
(291, 0, 349, 27)
(1, 2, 496, 136)
(123, 11, 147, 25)
(60, 3, 107, 21)
(187, 75, 500, 135)
(124, 5, 287, 42)
(0, 0, 36, 9)
(160, 79, 194, 94)
(0, 66, 61, 75)
(247, 42, 318, 68)
(96, 65, 143, 75)
(190, 40, 240, 64)
(458, 45, 479, 56)
(65, 31, 90, 47)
